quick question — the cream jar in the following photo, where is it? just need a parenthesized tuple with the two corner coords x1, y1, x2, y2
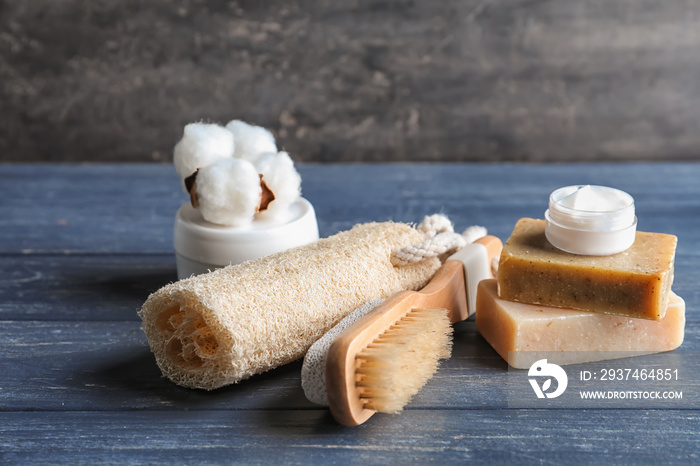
(174, 197, 319, 279)
(545, 185, 637, 256)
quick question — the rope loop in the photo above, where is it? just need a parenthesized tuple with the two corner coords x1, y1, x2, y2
(391, 214, 487, 267)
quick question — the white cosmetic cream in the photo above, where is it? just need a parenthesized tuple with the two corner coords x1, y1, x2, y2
(545, 185, 637, 255)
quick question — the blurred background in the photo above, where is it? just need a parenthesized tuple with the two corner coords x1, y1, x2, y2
(1, 0, 699, 163)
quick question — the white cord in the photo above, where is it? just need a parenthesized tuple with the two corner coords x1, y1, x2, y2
(391, 214, 487, 266)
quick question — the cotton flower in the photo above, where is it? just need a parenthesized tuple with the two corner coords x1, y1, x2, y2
(175, 120, 302, 226)
(174, 123, 235, 188)
(254, 151, 301, 220)
(195, 158, 261, 226)
(225, 120, 277, 163)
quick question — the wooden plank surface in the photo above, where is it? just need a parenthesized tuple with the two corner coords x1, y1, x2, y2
(1, 163, 699, 464)
(0, 255, 177, 321)
(1, 163, 698, 253)
(1, 410, 699, 464)
(1, 253, 698, 322)
(0, 320, 699, 412)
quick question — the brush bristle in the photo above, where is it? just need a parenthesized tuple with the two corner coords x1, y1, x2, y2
(355, 307, 453, 414)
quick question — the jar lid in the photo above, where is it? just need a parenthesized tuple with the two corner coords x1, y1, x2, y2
(544, 185, 637, 255)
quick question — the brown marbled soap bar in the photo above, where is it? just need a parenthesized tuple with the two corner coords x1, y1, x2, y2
(497, 218, 677, 320)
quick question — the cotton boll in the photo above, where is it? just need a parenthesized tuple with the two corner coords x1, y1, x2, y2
(174, 123, 235, 186)
(225, 120, 277, 163)
(195, 158, 261, 226)
(254, 151, 301, 220)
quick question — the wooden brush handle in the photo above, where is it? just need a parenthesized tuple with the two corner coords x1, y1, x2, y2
(326, 235, 503, 426)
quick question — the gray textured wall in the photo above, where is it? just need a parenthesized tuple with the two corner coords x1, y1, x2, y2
(1, 0, 699, 163)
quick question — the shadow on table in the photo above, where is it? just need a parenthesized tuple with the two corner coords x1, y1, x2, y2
(84, 263, 178, 305)
(1, 256, 178, 321)
(76, 346, 320, 412)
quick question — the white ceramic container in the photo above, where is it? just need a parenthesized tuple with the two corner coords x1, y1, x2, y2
(174, 197, 319, 279)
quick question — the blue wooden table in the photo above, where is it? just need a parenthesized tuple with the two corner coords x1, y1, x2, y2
(1, 163, 699, 464)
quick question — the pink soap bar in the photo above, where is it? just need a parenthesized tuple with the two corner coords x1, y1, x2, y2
(476, 279, 685, 369)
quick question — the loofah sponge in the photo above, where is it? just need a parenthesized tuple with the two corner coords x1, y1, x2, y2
(174, 123, 235, 187)
(226, 120, 277, 163)
(139, 222, 441, 390)
(195, 158, 262, 226)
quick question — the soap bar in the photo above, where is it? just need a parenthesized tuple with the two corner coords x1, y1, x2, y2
(476, 280, 685, 369)
(498, 218, 677, 320)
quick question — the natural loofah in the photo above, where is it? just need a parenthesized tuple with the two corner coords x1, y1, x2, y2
(174, 123, 235, 187)
(254, 151, 301, 220)
(195, 158, 262, 226)
(140, 222, 441, 390)
(226, 120, 277, 163)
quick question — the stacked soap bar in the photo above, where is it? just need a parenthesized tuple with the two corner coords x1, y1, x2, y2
(477, 218, 683, 367)
(476, 280, 685, 368)
(498, 218, 677, 320)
